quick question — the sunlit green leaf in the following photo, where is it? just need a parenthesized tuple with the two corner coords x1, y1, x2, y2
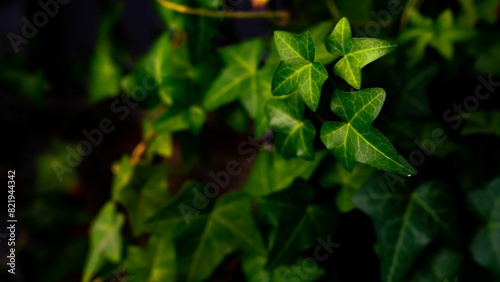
(353, 178, 458, 282)
(320, 88, 416, 175)
(272, 31, 328, 111)
(325, 17, 396, 89)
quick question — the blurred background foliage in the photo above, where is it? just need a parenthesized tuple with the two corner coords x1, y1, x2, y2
(0, 0, 500, 281)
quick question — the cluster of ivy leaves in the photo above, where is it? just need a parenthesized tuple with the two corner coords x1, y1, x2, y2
(75, 0, 500, 279)
(6, 0, 500, 281)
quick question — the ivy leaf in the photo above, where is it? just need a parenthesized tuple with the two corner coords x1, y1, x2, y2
(257, 182, 336, 268)
(242, 254, 325, 282)
(177, 192, 266, 282)
(409, 248, 463, 282)
(272, 31, 328, 111)
(319, 162, 375, 212)
(83, 201, 125, 282)
(266, 93, 316, 160)
(309, 21, 337, 65)
(462, 111, 500, 137)
(154, 105, 206, 135)
(124, 232, 177, 282)
(388, 65, 438, 118)
(89, 5, 122, 104)
(202, 39, 272, 119)
(353, 178, 458, 282)
(468, 178, 500, 276)
(242, 150, 327, 197)
(325, 17, 397, 89)
(123, 166, 172, 236)
(320, 88, 416, 175)
(36, 141, 79, 193)
(398, 9, 475, 65)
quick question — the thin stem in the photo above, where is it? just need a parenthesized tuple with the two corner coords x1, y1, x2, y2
(130, 132, 157, 165)
(156, 0, 290, 20)
(325, 0, 342, 22)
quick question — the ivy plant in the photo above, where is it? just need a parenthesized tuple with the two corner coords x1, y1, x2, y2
(72, 2, 500, 282)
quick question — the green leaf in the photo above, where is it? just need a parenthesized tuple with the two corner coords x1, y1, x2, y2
(398, 9, 475, 65)
(242, 150, 327, 197)
(242, 255, 325, 282)
(320, 88, 416, 175)
(319, 162, 376, 212)
(36, 141, 79, 193)
(83, 201, 125, 282)
(164, 192, 266, 282)
(409, 248, 463, 282)
(257, 182, 336, 268)
(468, 178, 500, 276)
(202, 39, 273, 119)
(388, 65, 438, 118)
(309, 21, 337, 65)
(122, 166, 172, 236)
(154, 105, 206, 135)
(89, 5, 122, 104)
(325, 17, 397, 89)
(353, 178, 458, 282)
(462, 111, 500, 137)
(272, 31, 328, 111)
(266, 93, 316, 160)
(111, 156, 135, 204)
(124, 232, 177, 282)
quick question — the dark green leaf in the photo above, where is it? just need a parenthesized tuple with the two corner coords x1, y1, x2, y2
(202, 39, 273, 119)
(353, 178, 458, 282)
(242, 150, 327, 196)
(154, 105, 206, 135)
(462, 111, 500, 137)
(468, 178, 500, 276)
(409, 248, 463, 282)
(398, 10, 475, 65)
(173, 192, 266, 282)
(266, 93, 316, 160)
(319, 162, 375, 212)
(258, 182, 336, 268)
